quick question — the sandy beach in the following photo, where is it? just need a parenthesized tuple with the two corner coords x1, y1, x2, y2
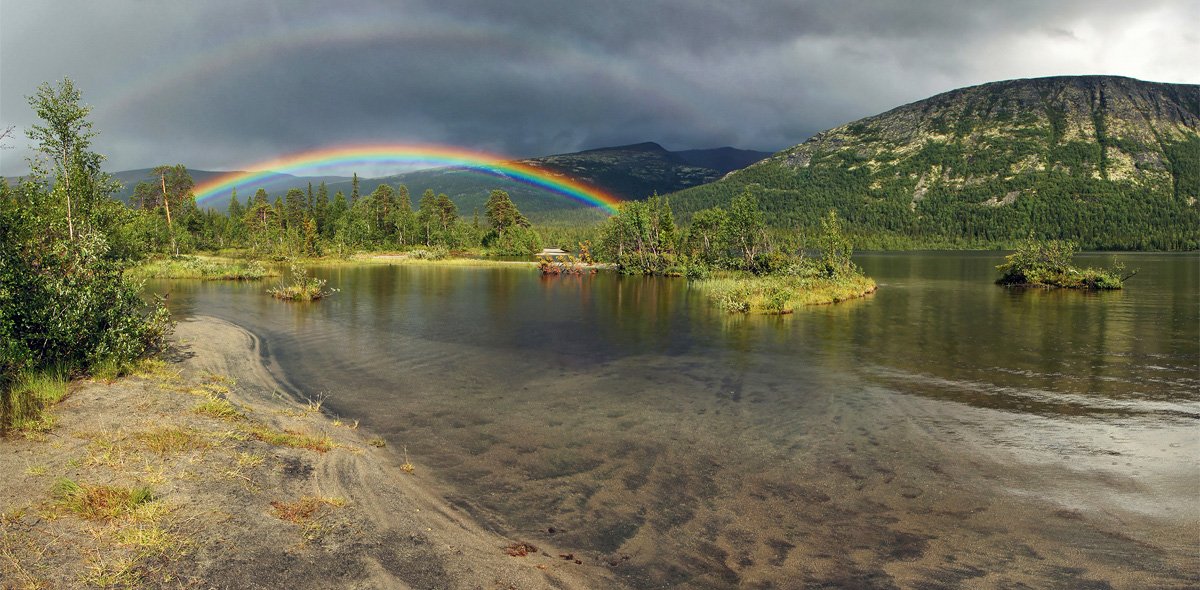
(0, 316, 617, 589)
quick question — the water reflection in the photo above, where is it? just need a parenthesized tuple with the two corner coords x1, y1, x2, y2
(152, 252, 1199, 587)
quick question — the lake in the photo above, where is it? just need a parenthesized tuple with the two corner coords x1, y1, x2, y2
(151, 252, 1199, 588)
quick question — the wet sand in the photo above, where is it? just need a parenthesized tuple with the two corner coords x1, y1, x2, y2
(351, 352, 1199, 589)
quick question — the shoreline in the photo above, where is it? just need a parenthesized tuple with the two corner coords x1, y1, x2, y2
(0, 316, 617, 589)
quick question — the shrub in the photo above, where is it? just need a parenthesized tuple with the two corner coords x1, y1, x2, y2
(996, 238, 1130, 289)
(268, 263, 335, 301)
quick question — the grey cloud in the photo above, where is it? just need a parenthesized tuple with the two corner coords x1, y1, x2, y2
(1, 0, 1195, 175)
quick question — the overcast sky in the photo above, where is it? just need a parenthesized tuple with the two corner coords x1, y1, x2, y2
(1, 0, 1196, 176)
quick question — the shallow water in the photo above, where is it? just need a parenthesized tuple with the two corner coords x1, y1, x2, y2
(153, 252, 1199, 588)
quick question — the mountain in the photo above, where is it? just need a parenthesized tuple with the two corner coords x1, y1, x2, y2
(95, 144, 769, 218)
(325, 143, 771, 219)
(669, 76, 1200, 250)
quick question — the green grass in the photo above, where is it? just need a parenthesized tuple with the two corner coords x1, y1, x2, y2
(193, 396, 245, 421)
(128, 255, 277, 280)
(695, 272, 877, 314)
(244, 423, 335, 452)
(1, 371, 69, 433)
(52, 478, 156, 521)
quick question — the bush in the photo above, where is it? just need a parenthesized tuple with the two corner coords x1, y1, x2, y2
(996, 238, 1130, 289)
(268, 263, 335, 301)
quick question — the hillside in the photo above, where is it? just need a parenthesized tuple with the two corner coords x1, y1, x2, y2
(328, 143, 770, 218)
(669, 76, 1200, 250)
(98, 144, 768, 217)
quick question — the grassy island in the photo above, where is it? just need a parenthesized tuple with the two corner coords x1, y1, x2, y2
(996, 239, 1133, 290)
(128, 255, 277, 281)
(697, 270, 877, 314)
(268, 264, 336, 301)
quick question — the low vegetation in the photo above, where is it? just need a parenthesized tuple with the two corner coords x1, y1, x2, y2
(268, 263, 335, 301)
(128, 255, 275, 280)
(996, 238, 1134, 289)
(2, 79, 171, 434)
(52, 478, 156, 521)
(591, 191, 876, 312)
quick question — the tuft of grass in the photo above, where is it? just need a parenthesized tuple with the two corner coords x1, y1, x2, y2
(400, 445, 414, 474)
(52, 478, 156, 521)
(244, 423, 334, 452)
(367, 437, 386, 448)
(193, 396, 245, 421)
(2, 370, 69, 434)
(269, 496, 346, 523)
(134, 426, 211, 455)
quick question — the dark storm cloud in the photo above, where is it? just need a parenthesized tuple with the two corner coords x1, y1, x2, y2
(1, 0, 1195, 175)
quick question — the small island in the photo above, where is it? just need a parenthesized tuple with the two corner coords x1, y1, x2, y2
(996, 238, 1134, 290)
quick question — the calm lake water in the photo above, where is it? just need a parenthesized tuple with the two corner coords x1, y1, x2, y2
(153, 252, 1199, 588)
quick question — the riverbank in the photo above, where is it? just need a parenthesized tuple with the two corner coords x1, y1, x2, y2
(0, 316, 616, 589)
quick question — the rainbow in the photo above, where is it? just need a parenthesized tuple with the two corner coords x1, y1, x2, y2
(191, 144, 622, 214)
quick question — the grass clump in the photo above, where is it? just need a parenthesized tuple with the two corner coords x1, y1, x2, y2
(268, 263, 335, 301)
(52, 478, 155, 521)
(1, 371, 69, 433)
(244, 423, 334, 452)
(193, 396, 245, 421)
(269, 496, 346, 523)
(127, 255, 276, 281)
(133, 426, 211, 455)
(996, 238, 1134, 289)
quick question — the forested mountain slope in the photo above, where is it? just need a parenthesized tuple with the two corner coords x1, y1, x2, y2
(670, 76, 1199, 249)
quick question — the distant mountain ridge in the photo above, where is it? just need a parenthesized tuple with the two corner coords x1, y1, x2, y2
(102, 144, 770, 215)
(669, 75, 1199, 249)
(336, 143, 770, 216)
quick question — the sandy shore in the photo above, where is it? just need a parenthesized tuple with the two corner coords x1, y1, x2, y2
(0, 316, 618, 589)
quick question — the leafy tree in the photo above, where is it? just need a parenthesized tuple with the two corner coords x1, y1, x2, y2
(25, 79, 102, 240)
(394, 184, 414, 246)
(2, 80, 170, 428)
(815, 209, 854, 276)
(416, 189, 438, 246)
(684, 206, 728, 264)
(597, 194, 679, 274)
(724, 189, 769, 269)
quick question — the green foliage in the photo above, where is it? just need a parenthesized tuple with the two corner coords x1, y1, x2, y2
(2, 80, 172, 432)
(696, 272, 877, 314)
(268, 263, 335, 301)
(127, 256, 274, 280)
(996, 238, 1130, 289)
(596, 194, 680, 274)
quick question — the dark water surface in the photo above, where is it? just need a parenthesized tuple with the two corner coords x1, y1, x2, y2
(153, 252, 1199, 588)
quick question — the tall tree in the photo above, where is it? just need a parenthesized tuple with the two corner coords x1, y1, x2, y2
(25, 78, 107, 240)
(724, 188, 768, 269)
(327, 191, 348, 239)
(351, 173, 360, 203)
(284, 188, 307, 230)
(314, 181, 330, 235)
(485, 189, 529, 240)
(417, 189, 437, 246)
